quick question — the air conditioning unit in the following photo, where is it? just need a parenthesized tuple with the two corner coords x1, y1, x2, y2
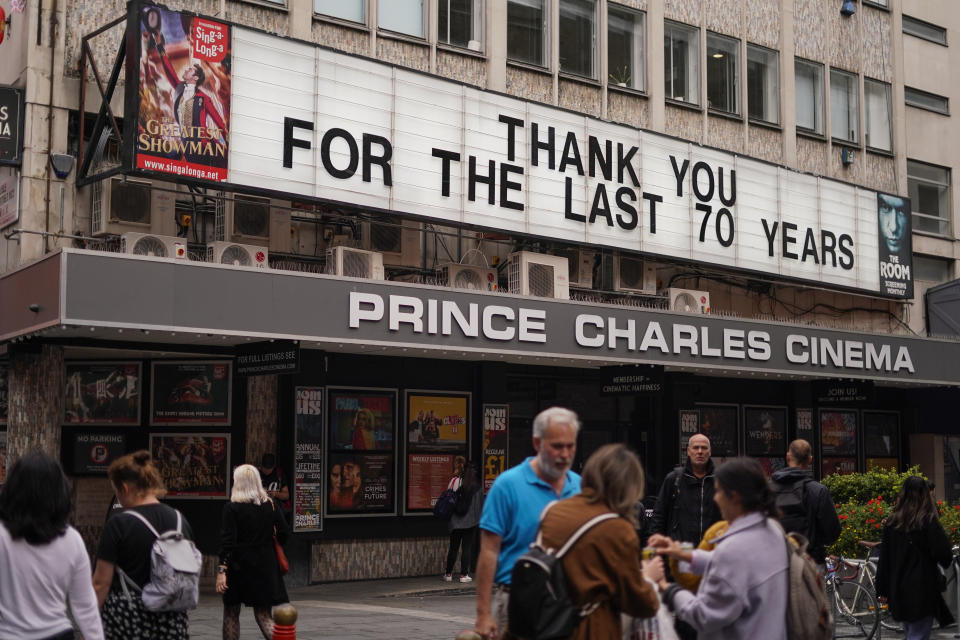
(121, 232, 187, 259)
(666, 288, 710, 313)
(207, 241, 270, 269)
(326, 246, 385, 280)
(91, 177, 176, 237)
(556, 247, 595, 288)
(506, 251, 569, 299)
(215, 193, 291, 253)
(362, 220, 421, 267)
(614, 255, 657, 294)
(441, 263, 499, 292)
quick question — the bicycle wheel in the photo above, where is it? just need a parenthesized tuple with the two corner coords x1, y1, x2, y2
(832, 579, 880, 639)
(862, 558, 902, 632)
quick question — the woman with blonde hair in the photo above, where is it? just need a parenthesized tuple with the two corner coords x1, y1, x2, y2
(217, 464, 290, 640)
(536, 443, 661, 639)
(93, 450, 193, 639)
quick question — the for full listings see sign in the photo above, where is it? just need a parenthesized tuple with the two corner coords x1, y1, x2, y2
(0, 87, 24, 166)
(125, 4, 914, 299)
(235, 340, 300, 375)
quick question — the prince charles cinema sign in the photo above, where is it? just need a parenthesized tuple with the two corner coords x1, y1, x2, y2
(125, 2, 914, 299)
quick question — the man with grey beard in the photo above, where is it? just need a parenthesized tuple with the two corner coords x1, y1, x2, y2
(474, 407, 582, 640)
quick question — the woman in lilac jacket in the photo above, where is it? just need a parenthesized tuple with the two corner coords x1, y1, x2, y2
(648, 457, 789, 640)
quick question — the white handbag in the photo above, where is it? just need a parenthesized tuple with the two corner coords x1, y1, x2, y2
(622, 579, 681, 640)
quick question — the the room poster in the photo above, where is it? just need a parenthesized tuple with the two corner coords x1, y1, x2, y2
(294, 386, 323, 531)
(150, 433, 230, 498)
(150, 361, 231, 425)
(482, 404, 508, 494)
(64, 362, 141, 425)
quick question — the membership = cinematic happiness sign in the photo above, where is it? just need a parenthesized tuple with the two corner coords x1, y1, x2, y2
(127, 4, 911, 298)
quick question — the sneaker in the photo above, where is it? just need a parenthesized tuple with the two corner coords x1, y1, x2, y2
(443, 574, 453, 582)
(459, 575, 473, 583)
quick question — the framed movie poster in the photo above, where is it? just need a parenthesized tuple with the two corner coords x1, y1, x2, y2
(150, 361, 231, 426)
(678, 409, 699, 464)
(697, 404, 739, 458)
(149, 433, 230, 498)
(325, 387, 397, 517)
(0, 431, 6, 484)
(0, 362, 7, 426)
(743, 406, 787, 457)
(822, 456, 857, 477)
(864, 411, 900, 472)
(64, 362, 141, 425)
(482, 404, 509, 494)
(755, 456, 787, 477)
(405, 390, 470, 514)
(820, 409, 857, 456)
(69, 432, 128, 475)
(293, 386, 323, 531)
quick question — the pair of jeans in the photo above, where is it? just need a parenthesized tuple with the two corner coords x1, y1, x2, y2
(903, 616, 934, 640)
(445, 527, 476, 575)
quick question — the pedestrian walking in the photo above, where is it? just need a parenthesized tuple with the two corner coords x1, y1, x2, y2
(474, 406, 582, 640)
(217, 464, 290, 640)
(93, 450, 194, 640)
(648, 457, 789, 640)
(876, 475, 953, 640)
(0, 451, 104, 640)
(537, 444, 661, 639)
(445, 461, 483, 583)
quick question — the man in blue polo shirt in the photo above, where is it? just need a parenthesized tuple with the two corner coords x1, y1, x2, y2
(474, 406, 582, 640)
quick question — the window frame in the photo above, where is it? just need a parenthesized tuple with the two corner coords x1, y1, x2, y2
(607, 5, 646, 93)
(913, 254, 952, 284)
(506, 0, 550, 69)
(314, 0, 365, 24)
(864, 77, 892, 153)
(706, 31, 740, 116)
(795, 58, 825, 137)
(905, 86, 950, 115)
(664, 20, 700, 107)
(437, 0, 485, 52)
(830, 67, 860, 146)
(863, 0, 889, 10)
(907, 159, 953, 239)
(558, 0, 598, 80)
(902, 15, 947, 45)
(746, 43, 779, 125)
(378, 0, 427, 40)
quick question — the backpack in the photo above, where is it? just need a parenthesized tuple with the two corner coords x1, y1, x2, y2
(774, 478, 811, 538)
(777, 523, 832, 640)
(433, 488, 459, 520)
(116, 510, 202, 612)
(508, 508, 618, 640)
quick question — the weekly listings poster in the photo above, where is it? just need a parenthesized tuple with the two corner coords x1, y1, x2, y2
(150, 361, 231, 425)
(135, 3, 231, 181)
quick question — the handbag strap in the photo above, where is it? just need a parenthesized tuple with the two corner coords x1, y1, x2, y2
(121, 508, 182, 539)
(534, 507, 619, 558)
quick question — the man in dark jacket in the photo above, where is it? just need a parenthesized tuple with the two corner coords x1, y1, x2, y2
(770, 439, 841, 565)
(650, 434, 722, 545)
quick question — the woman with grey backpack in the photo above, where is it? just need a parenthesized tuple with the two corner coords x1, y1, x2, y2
(93, 450, 195, 640)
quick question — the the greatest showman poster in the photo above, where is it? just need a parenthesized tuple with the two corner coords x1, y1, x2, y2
(136, 3, 231, 181)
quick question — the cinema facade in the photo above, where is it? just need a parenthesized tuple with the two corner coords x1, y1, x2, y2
(2, 0, 959, 584)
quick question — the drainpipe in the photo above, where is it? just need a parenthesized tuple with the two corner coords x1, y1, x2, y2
(43, 0, 60, 253)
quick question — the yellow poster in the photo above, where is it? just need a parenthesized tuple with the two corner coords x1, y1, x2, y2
(407, 394, 468, 450)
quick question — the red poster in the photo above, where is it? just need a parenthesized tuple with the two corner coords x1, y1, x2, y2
(822, 456, 857, 477)
(407, 453, 457, 511)
(136, 5, 231, 181)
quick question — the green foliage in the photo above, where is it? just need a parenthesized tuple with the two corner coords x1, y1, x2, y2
(937, 502, 960, 545)
(609, 66, 631, 86)
(829, 498, 886, 558)
(822, 465, 925, 504)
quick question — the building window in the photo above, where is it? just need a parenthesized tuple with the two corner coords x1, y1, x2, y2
(908, 160, 952, 237)
(664, 21, 699, 105)
(508, 0, 547, 67)
(864, 78, 892, 152)
(607, 6, 644, 91)
(905, 87, 949, 115)
(903, 15, 947, 45)
(707, 33, 739, 115)
(558, 0, 596, 78)
(439, 0, 482, 49)
(830, 68, 859, 144)
(747, 44, 778, 124)
(864, 0, 889, 7)
(795, 59, 824, 135)
(314, 0, 364, 23)
(378, 0, 424, 38)
(914, 255, 951, 283)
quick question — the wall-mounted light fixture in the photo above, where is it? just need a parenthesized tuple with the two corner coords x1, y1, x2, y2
(841, 0, 856, 17)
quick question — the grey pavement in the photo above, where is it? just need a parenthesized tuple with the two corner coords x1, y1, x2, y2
(186, 575, 960, 639)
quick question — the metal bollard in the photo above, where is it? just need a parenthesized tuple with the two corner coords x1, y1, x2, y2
(272, 603, 298, 640)
(455, 632, 482, 640)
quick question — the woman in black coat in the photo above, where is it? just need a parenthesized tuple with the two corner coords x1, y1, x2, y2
(216, 464, 290, 640)
(876, 476, 953, 640)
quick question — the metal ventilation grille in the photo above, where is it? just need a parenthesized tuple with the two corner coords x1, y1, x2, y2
(673, 292, 699, 312)
(507, 259, 521, 293)
(111, 180, 151, 223)
(234, 196, 270, 238)
(215, 192, 226, 241)
(341, 250, 371, 278)
(132, 236, 168, 257)
(368, 222, 402, 253)
(453, 268, 483, 290)
(619, 256, 646, 289)
(527, 263, 555, 297)
(220, 245, 252, 266)
(91, 180, 103, 233)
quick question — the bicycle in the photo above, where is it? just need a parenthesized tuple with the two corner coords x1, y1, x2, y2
(845, 540, 901, 633)
(824, 554, 880, 639)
